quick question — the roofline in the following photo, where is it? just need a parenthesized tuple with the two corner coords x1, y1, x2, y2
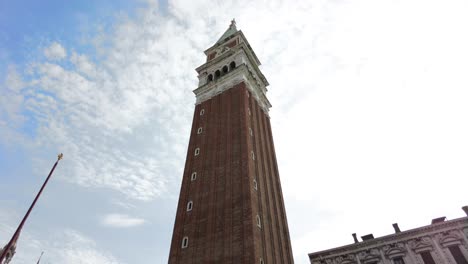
(204, 30, 262, 66)
(308, 216, 468, 259)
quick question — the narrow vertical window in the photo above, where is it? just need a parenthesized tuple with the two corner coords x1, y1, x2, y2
(260, 258, 264, 264)
(256, 215, 261, 228)
(246, 90, 250, 97)
(253, 179, 258, 190)
(248, 108, 251, 116)
(181, 236, 189, 248)
(187, 201, 193, 211)
(195, 148, 200, 156)
(249, 127, 253, 136)
(251, 151, 255, 160)
(420, 251, 436, 264)
(393, 257, 405, 264)
(197, 127, 203, 134)
(200, 109, 205, 115)
(191, 172, 197, 181)
(449, 246, 468, 264)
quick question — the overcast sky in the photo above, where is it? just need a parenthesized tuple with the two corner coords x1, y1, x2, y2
(1, 0, 467, 263)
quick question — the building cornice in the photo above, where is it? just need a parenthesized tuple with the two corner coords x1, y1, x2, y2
(309, 217, 468, 260)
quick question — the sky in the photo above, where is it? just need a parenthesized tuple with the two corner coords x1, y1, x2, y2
(1, 0, 467, 263)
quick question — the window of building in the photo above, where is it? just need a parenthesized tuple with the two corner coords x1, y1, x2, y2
(195, 148, 200, 156)
(249, 127, 253, 136)
(207, 74, 213, 82)
(222, 65, 228, 74)
(181, 236, 189, 248)
(215, 70, 221, 79)
(200, 109, 205, 115)
(449, 246, 468, 264)
(246, 90, 250, 97)
(230, 61, 236, 70)
(191, 172, 197, 181)
(420, 251, 436, 264)
(260, 258, 264, 264)
(256, 214, 261, 228)
(393, 257, 405, 264)
(187, 201, 193, 211)
(248, 108, 251, 116)
(251, 151, 255, 160)
(197, 127, 203, 134)
(253, 179, 258, 190)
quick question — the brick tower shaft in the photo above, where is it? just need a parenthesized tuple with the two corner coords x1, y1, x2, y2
(168, 21, 294, 264)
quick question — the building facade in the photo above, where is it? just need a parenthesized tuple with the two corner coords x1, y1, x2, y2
(309, 207, 468, 264)
(167, 21, 294, 263)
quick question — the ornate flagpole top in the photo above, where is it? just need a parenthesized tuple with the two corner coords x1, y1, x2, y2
(58, 153, 64, 160)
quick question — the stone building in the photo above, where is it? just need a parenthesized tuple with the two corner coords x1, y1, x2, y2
(309, 206, 468, 264)
(168, 20, 294, 263)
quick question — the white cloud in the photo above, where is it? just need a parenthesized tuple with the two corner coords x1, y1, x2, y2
(102, 214, 146, 228)
(0, 225, 120, 264)
(44, 42, 67, 60)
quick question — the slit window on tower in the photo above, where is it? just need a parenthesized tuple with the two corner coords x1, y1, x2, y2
(249, 127, 253, 136)
(260, 258, 264, 264)
(253, 179, 258, 190)
(251, 151, 255, 160)
(181, 236, 189, 248)
(191, 172, 197, 181)
(248, 108, 251, 116)
(230, 61, 236, 70)
(207, 74, 213, 82)
(393, 257, 405, 264)
(197, 127, 203, 134)
(222, 65, 228, 74)
(256, 215, 261, 228)
(200, 109, 205, 115)
(215, 70, 221, 79)
(186, 201, 193, 211)
(195, 148, 200, 156)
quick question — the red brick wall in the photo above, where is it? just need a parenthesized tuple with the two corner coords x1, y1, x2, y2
(168, 82, 294, 263)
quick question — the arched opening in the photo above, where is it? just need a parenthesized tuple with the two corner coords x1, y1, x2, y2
(215, 70, 221, 79)
(230, 61, 236, 70)
(191, 172, 197, 181)
(222, 65, 228, 74)
(187, 201, 193, 211)
(181, 236, 189, 248)
(207, 74, 213, 82)
(256, 215, 261, 228)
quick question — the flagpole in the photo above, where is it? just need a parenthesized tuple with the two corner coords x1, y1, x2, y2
(0, 154, 63, 263)
(36, 251, 44, 264)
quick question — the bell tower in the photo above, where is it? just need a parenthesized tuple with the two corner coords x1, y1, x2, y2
(168, 20, 294, 264)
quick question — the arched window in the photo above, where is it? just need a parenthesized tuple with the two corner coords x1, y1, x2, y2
(197, 127, 203, 134)
(187, 201, 193, 211)
(195, 148, 200, 156)
(222, 65, 228, 74)
(253, 179, 258, 190)
(215, 70, 221, 79)
(249, 127, 253, 136)
(207, 74, 213, 82)
(181, 236, 189, 248)
(256, 215, 261, 228)
(200, 109, 205, 115)
(260, 258, 265, 264)
(191, 172, 197, 181)
(251, 151, 255, 160)
(230, 61, 236, 70)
